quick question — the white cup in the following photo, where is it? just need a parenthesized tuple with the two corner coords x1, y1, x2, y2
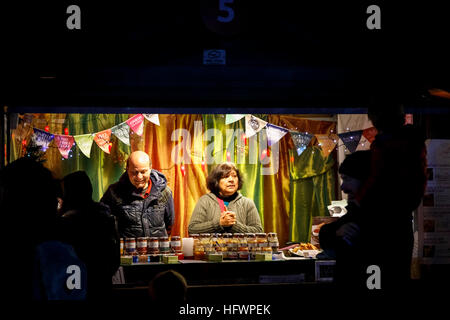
(182, 237, 194, 258)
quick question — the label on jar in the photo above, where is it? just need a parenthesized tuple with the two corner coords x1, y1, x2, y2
(160, 241, 170, 248)
(258, 242, 268, 248)
(227, 252, 238, 260)
(171, 241, 181, 248)
(148, 241, 159, 248)
(269, 241, 279, 247)
(137, 240, 147, 248)
(125, 242, 136, 249)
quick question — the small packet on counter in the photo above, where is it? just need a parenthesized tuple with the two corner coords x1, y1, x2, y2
(327, 200, 348, 217)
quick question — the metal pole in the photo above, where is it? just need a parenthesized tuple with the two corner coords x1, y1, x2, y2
(6, 107, 11, 165)
(1, 106, 5, 168)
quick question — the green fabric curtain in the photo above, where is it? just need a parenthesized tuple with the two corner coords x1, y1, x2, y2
(289, 146, 337, 242)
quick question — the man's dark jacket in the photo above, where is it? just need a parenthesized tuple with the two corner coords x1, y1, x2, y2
(101, 169, 175, 238)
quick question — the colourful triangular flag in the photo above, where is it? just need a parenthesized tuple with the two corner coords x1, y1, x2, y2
(54, 135, 75, 159)
(266, 123, 289, 147)
(290, 131, 313, 156)
(111, 122, 131, 146)
(338, 130, 363, 153)
(245, 115, 267, 138)
(362, 127, 378, 143)
(126, 114, 145, 136)
(316, 134, 338, 157)
(225, 114, 245, 125)
(32, 128, 54, 152)
(143, 114, 160, 126)
(94, 129, 112, 154)
(74, 134, 94, 158)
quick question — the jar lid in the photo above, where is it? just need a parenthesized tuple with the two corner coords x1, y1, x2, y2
(171, 236, 180, 240)
(137, 237, 147, 240)
(125, 237, 136, 241)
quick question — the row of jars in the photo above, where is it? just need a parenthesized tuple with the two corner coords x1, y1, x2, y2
(120, 236, 182, 256)
(191, 232, 279, 260)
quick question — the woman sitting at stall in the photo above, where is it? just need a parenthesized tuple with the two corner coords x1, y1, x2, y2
(188, 162, 263, 234)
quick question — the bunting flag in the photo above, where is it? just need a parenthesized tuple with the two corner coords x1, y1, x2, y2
(94, 129, 112, 154)
(338, 130, 363, 153)
(143, 114, 160, 126)
(266, 124, 289, 147)
(316, 134, 338, 157)
(74, 134, 94, 158)
(362, 127, 378, 143)
(54, 135, 75, 159)
(225, 114, 245, 125)
(245, 115, 267, 138)
(290, 131, 314, 156)
(126, 114, 145, 136)
(111, 122, 131, 146)
(32, 128, 54, 152)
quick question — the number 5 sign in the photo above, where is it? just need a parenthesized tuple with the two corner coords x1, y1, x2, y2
(200, 0, 244, 36)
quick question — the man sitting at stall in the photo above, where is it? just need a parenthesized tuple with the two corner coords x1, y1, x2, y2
(101, 151, 175, 238)
(188, 162, 263, 234)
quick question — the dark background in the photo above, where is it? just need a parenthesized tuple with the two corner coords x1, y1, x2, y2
(1, 0, 449, 113)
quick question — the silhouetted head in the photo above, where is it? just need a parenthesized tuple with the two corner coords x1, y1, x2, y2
(339, 151, 372, 203)
(148, 270, 187, 306)
(62, 171, 93, 210)
(0, 157, 58, 243)
(367, 95, 405, 133)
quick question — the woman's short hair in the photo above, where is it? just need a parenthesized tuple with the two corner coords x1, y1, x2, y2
(206, 162, 243, 194)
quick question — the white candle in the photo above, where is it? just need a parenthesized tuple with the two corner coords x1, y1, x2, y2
(182, 237, 194, 258)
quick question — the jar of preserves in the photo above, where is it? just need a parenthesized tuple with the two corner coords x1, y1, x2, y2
(120, 238, 124, 256)
(222, 233, 232, 259)
(256, 233, 268, 248)
(238, 245, 249, 260)
(246, 233, 257, 250)
(235, 233, 246, 246)
(170, 236, 182, 252)
(159, 236, 170, 254)
(147, 237, 159, 254)
(268, 232, 279, 252)
(125, 238, 136, 254)
(137, 237, 148, 255)
(194, 245, 205, 260)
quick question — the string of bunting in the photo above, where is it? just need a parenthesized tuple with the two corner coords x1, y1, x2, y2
(226, 114, 377, 157)
(26, 113, 375, 160)
(29, 114, 160, 159)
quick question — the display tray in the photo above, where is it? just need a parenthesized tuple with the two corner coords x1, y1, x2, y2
(288, 248, 322, 258)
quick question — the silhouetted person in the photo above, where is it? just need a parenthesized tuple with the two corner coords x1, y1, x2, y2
(319, 150, 372, 290)
(357, 98, 427, 294)
(0, 158, 86, 301)
(59, 171, 120, 301)
(148, 270, 187, 316)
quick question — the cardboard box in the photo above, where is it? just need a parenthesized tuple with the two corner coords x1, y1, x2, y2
(162, 255, 179, 264)
(255, 253, 273, 261)
(207, 253, 223, 262)
(120, 256, 133, 265)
